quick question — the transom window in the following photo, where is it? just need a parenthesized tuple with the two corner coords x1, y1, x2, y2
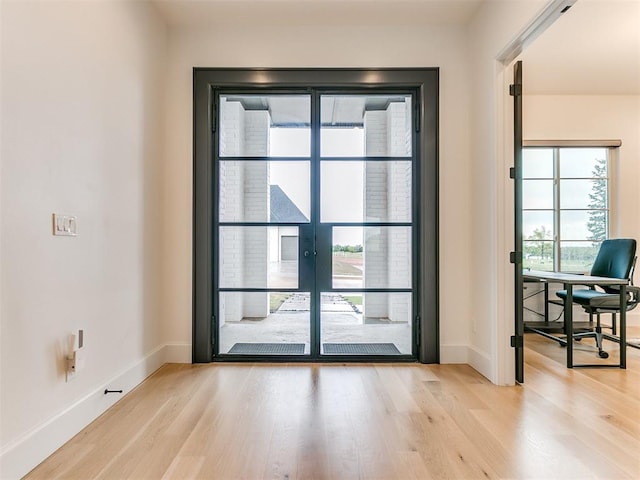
(522, 145, 615, 273)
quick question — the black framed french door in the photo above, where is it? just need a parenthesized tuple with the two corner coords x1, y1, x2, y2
(193, 69, 439, 363)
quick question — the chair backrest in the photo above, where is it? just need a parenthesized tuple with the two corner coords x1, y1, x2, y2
(590, 238, 636, 292)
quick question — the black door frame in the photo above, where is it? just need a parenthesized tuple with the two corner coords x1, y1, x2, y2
(510, 61, 525, 382)
(193, 68, 439, 363)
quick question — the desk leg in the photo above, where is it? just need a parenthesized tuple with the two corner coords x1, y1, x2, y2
(544, 283, 549, 324)
(565, 283, 573, 368)
(620, 284, 627, 369)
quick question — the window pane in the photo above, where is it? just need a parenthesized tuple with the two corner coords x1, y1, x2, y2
(220, 161, 310, 222)
(560, 210, 599, 241)
(523, 211, 554, 240)
(332, 227, 411, 289)
(321, 161, 411, 222)
(560, 179, 607, 209)
(321, 128, 364, 157)
(218, 292, 310, 355)
(523, 240, 554, 271)
(320, 292, 412, 355)
(219, 226, 298, 288)
(219, 95, 310, 157)
(523, 180, 553, 209)
(559, 148, 608, 177)
(523, 148, 553, 178)
(560, 241, 601, 273)
(321, 95, 412, 157)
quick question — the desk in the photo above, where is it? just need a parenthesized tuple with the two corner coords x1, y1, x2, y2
(523, 269, 628, 368)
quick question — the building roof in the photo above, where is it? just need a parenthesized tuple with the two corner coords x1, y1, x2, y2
(270, 185, 308, 223)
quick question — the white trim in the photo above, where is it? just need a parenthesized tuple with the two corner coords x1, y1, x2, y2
(496, 59, 516, 386)
(496, 0, 578, 65)
(467, 345, 494, 383)
(440, 344, 494, 383)
(0, 343, 192, 480)
(524, 139, 622, 147)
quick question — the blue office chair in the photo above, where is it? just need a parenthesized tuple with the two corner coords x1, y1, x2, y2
(556, 238, 639, 359)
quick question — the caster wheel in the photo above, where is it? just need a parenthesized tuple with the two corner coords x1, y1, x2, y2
(575, 338, 582, 342)
(598, 351, 609, 359)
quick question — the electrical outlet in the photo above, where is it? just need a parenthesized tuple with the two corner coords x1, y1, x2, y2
(66, 353, 77, 382)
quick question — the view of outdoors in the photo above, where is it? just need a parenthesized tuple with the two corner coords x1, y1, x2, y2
(523, 147, 609, 272)
(216, 93, 414, 355)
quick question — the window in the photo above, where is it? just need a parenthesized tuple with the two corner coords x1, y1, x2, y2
(522, 145, 615, 273)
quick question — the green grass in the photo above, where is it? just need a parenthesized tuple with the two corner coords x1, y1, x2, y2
(269, 293, 291, 313)
(343, 295, 363, 306)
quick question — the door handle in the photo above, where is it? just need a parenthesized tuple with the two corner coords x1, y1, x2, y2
(304, 250, 316, 257)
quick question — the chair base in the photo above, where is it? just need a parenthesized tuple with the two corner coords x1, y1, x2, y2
(525, 324, 620, 360)
(573, 327, 612, 359)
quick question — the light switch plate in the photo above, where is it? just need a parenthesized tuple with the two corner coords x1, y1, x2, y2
(52, 214, 77, 236)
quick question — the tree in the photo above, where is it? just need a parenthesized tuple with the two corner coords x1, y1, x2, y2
(526, 225, 552, 260)
(587, 157, 607, 245)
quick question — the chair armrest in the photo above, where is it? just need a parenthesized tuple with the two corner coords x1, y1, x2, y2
(627, 285, 640, 304)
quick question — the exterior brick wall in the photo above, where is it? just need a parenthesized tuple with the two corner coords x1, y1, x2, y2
(219, 101, 271, 321)
(363, 101, 412, 322)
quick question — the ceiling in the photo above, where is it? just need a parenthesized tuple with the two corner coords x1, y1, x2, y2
(151, 0, 640, 95)
(519, 0, 640, 95)
(151, 0, 485, 27)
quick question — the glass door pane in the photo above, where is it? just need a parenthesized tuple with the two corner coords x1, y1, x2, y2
(218, 292, 310, 355)
(320, 94, 412, 157)
(219, 94, 310, 158)
(320, 292, 412, 355)
(320, 161, 412, 222)
(318, 92, 415, 357)
(217, 93, 311, 356)
(332, 226, 411, 289)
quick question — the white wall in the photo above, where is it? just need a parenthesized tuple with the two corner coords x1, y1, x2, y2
(161, 25, 474, 361)
(466, 0, 548, 383)
(524, 95, 640, 238)
(0, 1, 167, 477)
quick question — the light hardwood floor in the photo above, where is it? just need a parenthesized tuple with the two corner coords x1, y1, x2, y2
(25, 336, 640, 480)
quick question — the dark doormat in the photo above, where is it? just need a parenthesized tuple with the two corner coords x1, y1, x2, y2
(227, 343, 305, 355)
(323, 343, 401, 355)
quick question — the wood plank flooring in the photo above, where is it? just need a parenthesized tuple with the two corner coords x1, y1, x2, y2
(25, 336, 640, 479)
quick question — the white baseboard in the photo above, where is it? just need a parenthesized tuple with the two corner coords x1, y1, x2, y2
(0, 343, 192, 480)
(440, 344, 493, 383)
(467, 345, 493, 382)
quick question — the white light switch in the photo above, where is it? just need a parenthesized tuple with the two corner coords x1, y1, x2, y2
(52, 214, 77, 236)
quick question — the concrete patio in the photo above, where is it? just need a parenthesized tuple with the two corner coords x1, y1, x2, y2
(219, 293, 413, 355)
